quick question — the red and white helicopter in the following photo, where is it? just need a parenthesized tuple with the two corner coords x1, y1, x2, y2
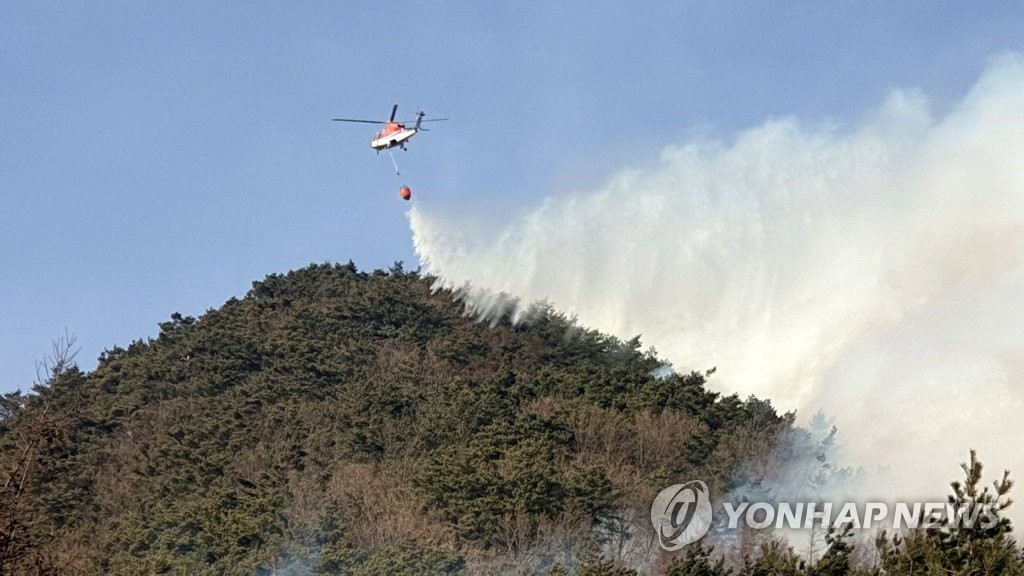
(333, 104, 446, 153)
(332, 105, 446, 199)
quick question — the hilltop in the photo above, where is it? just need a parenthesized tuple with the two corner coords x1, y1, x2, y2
(1, 263, 1019, 575)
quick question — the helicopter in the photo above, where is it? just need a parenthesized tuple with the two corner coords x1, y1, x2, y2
(332, 105, 446, 197)
(332, 104, 447, 153)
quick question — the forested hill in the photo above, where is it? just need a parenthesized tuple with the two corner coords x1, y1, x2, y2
(7, 263, 1015, 575)
(2, 262, 789, 573)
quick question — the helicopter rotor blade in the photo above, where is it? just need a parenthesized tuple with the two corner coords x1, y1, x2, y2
(393, 117, 449, 123)
(332, 118, 386, 124)
(389, 104, 398, 122)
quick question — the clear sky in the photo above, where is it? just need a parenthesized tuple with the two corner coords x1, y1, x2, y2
(2, 2, 1023, 394)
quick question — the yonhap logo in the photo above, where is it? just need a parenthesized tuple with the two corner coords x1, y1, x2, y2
(649, 483, 1003, 551)
(650, 480, 713, 550)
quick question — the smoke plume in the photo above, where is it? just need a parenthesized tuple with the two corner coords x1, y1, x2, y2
(410, 54, 1024, 527)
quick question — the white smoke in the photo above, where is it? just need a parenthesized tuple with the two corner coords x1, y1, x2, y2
(410, 54, 1024, 528)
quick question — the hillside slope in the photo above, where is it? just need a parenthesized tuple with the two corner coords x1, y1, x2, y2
(2, 263, 795, 574)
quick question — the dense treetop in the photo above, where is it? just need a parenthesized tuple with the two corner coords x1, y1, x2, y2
(1, 263, 1018, 575)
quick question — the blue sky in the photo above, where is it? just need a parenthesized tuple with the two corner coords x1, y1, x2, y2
(2, 2, 1022, 393)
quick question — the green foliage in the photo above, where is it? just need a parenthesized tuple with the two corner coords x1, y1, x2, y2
(417, 414, 614, 549)
(576, 557, 638, 575)
(740, 539, 804, 576)
(664, 543, 732, 576)
(3, 263, 1018, 574)
(315, 541, 464, 575)
(875, 450, 1023, 576)
(807, 525, 854, 576)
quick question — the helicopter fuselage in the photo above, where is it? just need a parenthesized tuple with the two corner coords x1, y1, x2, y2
(371, 123, 417, 151)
